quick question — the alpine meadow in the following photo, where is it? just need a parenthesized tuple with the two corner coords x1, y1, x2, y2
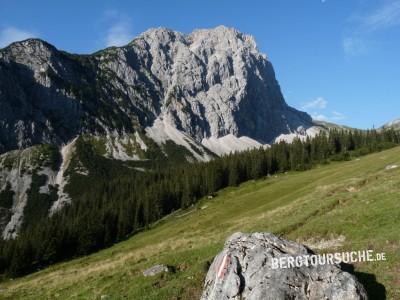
(0, 1, 400, 299)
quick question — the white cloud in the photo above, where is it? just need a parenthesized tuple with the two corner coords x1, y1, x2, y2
(342, 37, 367, 56)
(102, 10, 134, 47)
(331, 111, 346, 121)
(363, 1, 400, 31)
(311, 114, 328, 121)
(302, 97, 328, 110)
(301, 97, 346, 123)
(343, 1, 400, 57)
(0, 27, 37, 48)
(106, 22, 133, 47)
(310, 111, 347, 122)
(311, 111, 346, 122)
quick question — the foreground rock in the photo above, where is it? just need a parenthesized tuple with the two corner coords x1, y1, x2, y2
(201, 232, 367, 300)
(142, 264, 169, 277)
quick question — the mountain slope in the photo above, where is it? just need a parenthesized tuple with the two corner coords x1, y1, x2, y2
(0, 26, 314, 157)
(0, 144, 60, 239)
(0, 26, 322, 239)
(0, 146, 398, 299)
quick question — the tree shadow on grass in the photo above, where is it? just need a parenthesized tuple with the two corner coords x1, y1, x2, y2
(341, 263, 386, 300)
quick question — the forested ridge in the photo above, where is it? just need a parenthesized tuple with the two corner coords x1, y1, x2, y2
(0, 129, 399, 278)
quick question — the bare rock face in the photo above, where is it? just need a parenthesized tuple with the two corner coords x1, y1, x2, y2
(0, 26, 313, 155)
(108, 26, 313, 144)
(201, 232, 368, 300)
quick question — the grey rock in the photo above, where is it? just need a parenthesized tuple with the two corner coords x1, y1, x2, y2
(201, 232, 368, 300)
(380, 118, 400, 131)
(142, 264, 169, 277)
(0, 144, 61, 239)
(0, 26, 313, 156)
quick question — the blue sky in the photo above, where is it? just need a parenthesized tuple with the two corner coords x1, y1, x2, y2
(0, 0, 399, 129)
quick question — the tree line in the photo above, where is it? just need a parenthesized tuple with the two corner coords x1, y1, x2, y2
(0, 129, 399, 277)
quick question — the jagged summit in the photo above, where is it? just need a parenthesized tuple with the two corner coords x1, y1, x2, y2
(0, 26, 314, 157)
(133, 25, 262, 62)
(0, 26, 319, 239)
(189, 25, 260, 53)
(1, 38, 54, 49)
(0, 38, 58, 68)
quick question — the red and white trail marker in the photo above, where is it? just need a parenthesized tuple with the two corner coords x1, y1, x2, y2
(216, 254, 230, 280)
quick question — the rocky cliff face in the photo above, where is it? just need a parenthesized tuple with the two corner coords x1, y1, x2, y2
(0, 26, 314, 157)
(0, 26, 317, 239)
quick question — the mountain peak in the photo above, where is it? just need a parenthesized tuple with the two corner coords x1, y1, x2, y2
(2, 38, 56, 52)
(0, 26, 318, 239)
(0, 26, 313, 156)
(131, 26, 260, 57)
(191, 25, 240, 37)
(0, 38, 58, 66)
(134, 27, 185, 45)
(189, 26, 259, 53)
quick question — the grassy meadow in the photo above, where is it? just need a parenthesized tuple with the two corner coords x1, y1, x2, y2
(0, 146, 399, 299)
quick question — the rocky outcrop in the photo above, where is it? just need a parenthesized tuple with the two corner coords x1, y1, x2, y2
(380, 118, 400, 131)
(142, 264, 169, 277)
(0, 26, 314, 157)
(0, 144, 60, 239)
(201, 232, 368, 300)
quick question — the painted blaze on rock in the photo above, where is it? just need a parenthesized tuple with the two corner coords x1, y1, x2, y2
(201, 232, 368, 300)
(216, 254, 231, 280)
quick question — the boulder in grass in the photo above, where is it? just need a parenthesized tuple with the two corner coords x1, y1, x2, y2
(201, 232, 368, 300)
(142, 264, 169, 277)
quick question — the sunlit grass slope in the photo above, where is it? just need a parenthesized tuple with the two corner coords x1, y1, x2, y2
(1, 147, 399, 299)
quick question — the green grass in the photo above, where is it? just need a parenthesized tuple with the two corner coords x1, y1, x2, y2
(1, 147, 400, 299)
